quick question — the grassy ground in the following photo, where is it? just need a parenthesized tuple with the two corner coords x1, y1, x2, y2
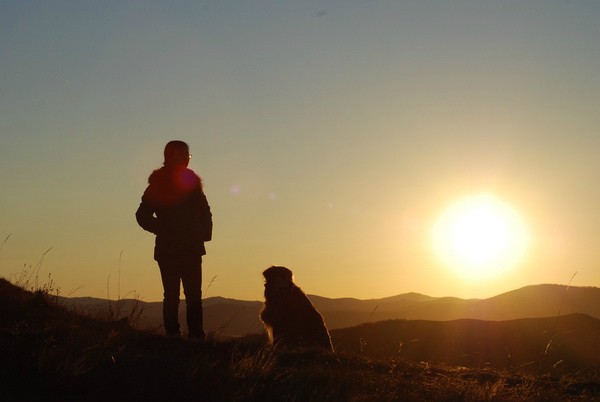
(1, 278, 598, 401)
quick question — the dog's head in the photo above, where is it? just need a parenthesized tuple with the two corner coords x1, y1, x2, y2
(262, 266, 294, 290)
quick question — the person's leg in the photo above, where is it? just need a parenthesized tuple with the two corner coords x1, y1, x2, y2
(158, 260, 181, 336)
(181, 254, 204, 339)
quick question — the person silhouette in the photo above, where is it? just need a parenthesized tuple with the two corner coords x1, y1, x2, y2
(136, 141, 213, 339)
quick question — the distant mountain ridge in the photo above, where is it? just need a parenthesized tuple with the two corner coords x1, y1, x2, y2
(60, 284, 600, 337)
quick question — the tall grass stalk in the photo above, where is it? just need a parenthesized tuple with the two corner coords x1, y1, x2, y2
(544, 272, 578, 363)
(118, 250, 123, 301)
(13, 248, 53, 292)
(216, 308, 246, 336)
(203, 275, 217, 298)
(551, 272, 578, 334)
(103, 257, 144, 326)
(30, 247, 52, 290)
(0, 233, 10, 253)
(367, 304, 379, 323)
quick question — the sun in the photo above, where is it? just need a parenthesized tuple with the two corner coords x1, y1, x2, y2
(432, 194, 529, 279)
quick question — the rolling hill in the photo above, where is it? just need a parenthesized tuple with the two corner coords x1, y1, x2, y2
(2, 278, 600, 401)
(332, 313, 600, 368)
(61, 284, 600, 337)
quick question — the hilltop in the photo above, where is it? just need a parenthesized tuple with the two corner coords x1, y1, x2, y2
(2, 278, 600, 401)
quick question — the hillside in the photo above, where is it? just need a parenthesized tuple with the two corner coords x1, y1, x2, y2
(332, 314, 600, 369)
(2, 278, 600, 401)
(61, 284, 600, 337)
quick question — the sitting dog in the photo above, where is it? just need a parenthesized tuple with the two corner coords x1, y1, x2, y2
(259, 266, 334, 352)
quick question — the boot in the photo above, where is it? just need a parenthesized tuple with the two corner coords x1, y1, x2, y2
(186, 302, 205, 340)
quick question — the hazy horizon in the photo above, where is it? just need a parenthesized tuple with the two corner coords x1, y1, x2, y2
(1, 1, 599, 302)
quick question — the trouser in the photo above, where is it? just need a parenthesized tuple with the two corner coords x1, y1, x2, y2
(158, 253, 204, 337)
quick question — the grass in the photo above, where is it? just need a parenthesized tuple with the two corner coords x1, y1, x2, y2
(1, 278, 599, 401)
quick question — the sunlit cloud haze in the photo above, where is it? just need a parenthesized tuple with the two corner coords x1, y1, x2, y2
(1, 1, 599, 302)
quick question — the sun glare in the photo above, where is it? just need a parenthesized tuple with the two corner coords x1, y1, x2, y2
(433, 194, 529, 279)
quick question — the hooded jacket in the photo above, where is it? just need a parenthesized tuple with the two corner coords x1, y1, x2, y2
(136, 166, 212, 261)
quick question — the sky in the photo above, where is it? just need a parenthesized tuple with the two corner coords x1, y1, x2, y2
(1, 1, 599, 302)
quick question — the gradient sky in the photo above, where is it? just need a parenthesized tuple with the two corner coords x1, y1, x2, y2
(1, 1, 599, 302)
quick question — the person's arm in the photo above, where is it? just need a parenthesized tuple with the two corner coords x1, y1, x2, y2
(136, 195, 160, 234)
(200, 191, 213, 241)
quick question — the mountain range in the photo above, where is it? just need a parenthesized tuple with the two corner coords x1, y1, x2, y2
(61, 284, 600, 337)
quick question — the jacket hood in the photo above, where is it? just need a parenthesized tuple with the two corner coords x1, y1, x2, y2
(148, 166, 202, 190)
(144, 167, 202, 208)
